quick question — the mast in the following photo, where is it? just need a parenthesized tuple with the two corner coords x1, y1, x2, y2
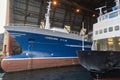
(82, 22, 84, 51)
(95, 6, 106, 16)
(45, 1, 51, 29)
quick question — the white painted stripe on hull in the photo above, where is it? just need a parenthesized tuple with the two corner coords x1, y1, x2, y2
(4, 26, 84, 41)
(3, 57, 78, 60)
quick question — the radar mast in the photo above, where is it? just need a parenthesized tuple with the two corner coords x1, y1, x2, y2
(45, 1, 51, 29)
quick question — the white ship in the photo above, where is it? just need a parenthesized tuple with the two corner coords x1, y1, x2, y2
(93, 0, 120, 51)
(77, 0, 120, 73)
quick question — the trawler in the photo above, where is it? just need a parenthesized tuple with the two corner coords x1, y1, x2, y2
(1, 1, 92, 72)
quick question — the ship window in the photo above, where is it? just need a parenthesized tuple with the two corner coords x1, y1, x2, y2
(99, 29, 102, 34)
(109, 27, 113, 32)
(103, 15, 108, 20)
(109, 11, 118, 18)
(115, 25, 119, 31)
(104, 28, 107, 33)
(95, 31, 98, 35)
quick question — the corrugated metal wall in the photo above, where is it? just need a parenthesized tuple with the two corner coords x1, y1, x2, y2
(10, 0, 95, 32)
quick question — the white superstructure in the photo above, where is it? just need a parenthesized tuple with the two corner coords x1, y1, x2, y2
(93, 0, 120, 51)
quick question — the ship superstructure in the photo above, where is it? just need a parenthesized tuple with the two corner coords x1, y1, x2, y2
(93, 0, 120, 51)
(77, 0, 120, 74)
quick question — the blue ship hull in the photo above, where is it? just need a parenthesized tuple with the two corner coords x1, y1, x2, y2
(9, 31, 91, 57)
(1, 26, 92, 72)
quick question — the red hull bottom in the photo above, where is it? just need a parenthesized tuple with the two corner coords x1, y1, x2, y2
(1, 58, 79, 72)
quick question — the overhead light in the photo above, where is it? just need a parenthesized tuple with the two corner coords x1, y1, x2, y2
(118, 42, 120, 45)
(52, 0, 57, 6)
(75, 8, 80, 13)
(108, 41, 113, 45)
(92, 14, 96, 17)
(108, 38, 113, 41)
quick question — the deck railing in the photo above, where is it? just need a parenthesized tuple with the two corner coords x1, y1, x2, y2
(97, 9, 120, 22)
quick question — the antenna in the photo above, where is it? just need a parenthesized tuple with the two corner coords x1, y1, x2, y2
(95, 6, 106, 16)
(45, 1, 51, 29)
